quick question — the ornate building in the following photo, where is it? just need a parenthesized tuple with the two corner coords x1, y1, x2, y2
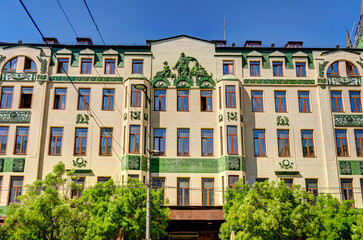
(1, 34, 363, 239)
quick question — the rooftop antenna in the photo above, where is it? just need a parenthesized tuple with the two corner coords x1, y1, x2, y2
(224, 15, 226, 41)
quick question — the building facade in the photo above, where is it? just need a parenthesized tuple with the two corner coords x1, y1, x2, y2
(1, 35, 363, 239)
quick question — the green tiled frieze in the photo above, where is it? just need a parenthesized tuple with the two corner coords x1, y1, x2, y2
(339, 161, 363, 175)
(49, 76, 123, 82)
(1, 73, 36, 81)
(0, 158, 25, 172)
(0, 111, 30, 123)
(121, 155, 147, 171)
(243, 79, 315, 85)
(334, 115, 363, 127)
(150, 156, 245, 173)
(328, 77, 361, 86)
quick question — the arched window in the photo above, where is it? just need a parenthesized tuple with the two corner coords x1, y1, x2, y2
(346, 62, 359, 76)
(24, 57, 37, 72)
(327, 61, 339, 76)
(2, 57, 17, 72)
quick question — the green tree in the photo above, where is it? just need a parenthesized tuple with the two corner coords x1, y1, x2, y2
(2, 162, 88, 240)
(220, 180, 362, 240)
(78, 179, 170, 240)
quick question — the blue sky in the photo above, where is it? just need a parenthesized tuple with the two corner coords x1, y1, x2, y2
(1, 0, 361, 47)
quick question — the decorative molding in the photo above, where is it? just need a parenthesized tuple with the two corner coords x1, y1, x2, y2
(319, 61, 329, 78)
(318, 78, 327, 83)
(154, 61, 176, 80)
(334, 115, 363, 127)
(174, 76, 194, 88)
(0, 111, 30, 123)
(37, 56, 48, 74)
(49, 76, 123, 82)
(0, 55, 6, 65)
(279, 159, 294, 170)
(227, 112, 237, 121)
(340, 161, 352, 175)
(76, 114, 89, 124)
(143, 113, 148, 121)
(338, 160, 363, 175)
(328, 77, 361, 86)
(130, 111, 141, 120)
(244, 79, 315, 85)
(218, 114, 223, 122)
(0, 158, 25, 172)
(228, 157, 240, 170)
(73, 157, 87, 168)
(1, 73, 36, 81)
(151, 77, 171, 88)
(128, 156, 141, 170)
(37, 75, 47, 80)
(196, 77, 216, 88)
(356, 61, 363, 71)
(276, 116, 289, 126)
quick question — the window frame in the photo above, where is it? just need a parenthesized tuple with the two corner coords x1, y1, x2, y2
(223, 60, 234, 75)
(330, 91, 344, 112)
(49, 127, 63, 155)
(277, 129, 290, 157)
(341, 179, 354, 201)
(250, 61, 261, 76)
(274, 91, 287, 112)
(152, 177, 166, 202)
(253, 129, 266, 157)
(57, 58, 69, 74)
(355, 129, 363, 157)
(349, 91, 362, 112)
(19, 86, 33, 109)
(131, 85, 142, 107)
(53, 88, 67, 110)
(202, 178, 214, 206)
(132, 59, 143, 74)
(228, 175, 239, 188)
(227, 126, 238, 155)
(0, 86, 14, 109)
(78, 88, 90, 110)
(305, 179, 319, 199)
(327, 61, 340, 77)
(272, 61, 284, 77)
(298, 91, 311, 113)
(335, 129, 349, 157)
(129, 125, 140, 154)
(104, 59, 116, 74)
(301, 130, 315, 157)
(74, 128, 88, 156)
(201, 129, 213, 156)
(80, 58, 92, 74)
(153, 128, 166, 156)
(177, 128, 190, 156)
(251, 90, 263, 112)
(154, 90, 166, 111)
(100, 128, 113, 156)
(200, 90, 213, 112)
(177, 90, 189, 111)
(0, 126, 9, 155)
(177, 177, 190, 206)
(71, 177, 85, 199)
(2, 58, 17, 72)
(295, 62, 307, 77)
(225, 85, 236, 108)
(14, 127, 29, 155)
(9, 176, 23, 203)
(346, 62, 360, 77)
(102, 89, 115, 111)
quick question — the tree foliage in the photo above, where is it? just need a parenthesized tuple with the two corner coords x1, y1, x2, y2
(2, 162, 170, 240)
(220, 180, 362, 240)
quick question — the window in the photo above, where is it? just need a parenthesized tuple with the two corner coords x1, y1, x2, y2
(131, 85, 141, 107)
(355, 130, 363, 157)
(201, 90, 212, 112)
(102, 89, 114, 110)
(98, 177, 111, 184)
(81, 59, 92, 74)
(128, 174, 139, 181)
(132, 60, 143, 74)
(129, 125, 140, 153)
(227, 126, 238, 154)
(3, 58, 17, 72)
(327, 62, 339, 76)
(341, 179, 354, 201)
(177, 129, 189, 156)
(225, 86, 236, 108)
(49, 127, 63, 155)
(272, 62, 283, 76)
(0, 127, 8, 154)
(177, 90, 189, 111)
(282, 179, 293, 189)
(24, 57, 36, 72)
(177, 178, 189, 206)
(256, 178, 268, 183)
(306, 179, 318, 199)
(0, 87, 13, 109)
(201, 129, 213, 156)
(154, 90, 166, 111)
(54, 88, 67, 110)
(254, 129, 266, 156)
(15, 127, 29, 154)
(228, 175, 239, 188)
(57, 58, 69, 73)
(71, 177, 85, 199)
(202, 178, 214, 206)
(74, 128, 88, 155)
(298, 91, 310, 112)
(20, 87, 33, 109)
(277, 130, 290, 157)
(154, 128, 166, 155)
(105, 59, 115, 74)
(331, 91, 343, 112)
(250, 61, 260, 76)
(251, 91, 263, 112)
(296, 62, 306, 77)
(152, 177, 165, 201)
(100, 128, 112, 155)
(275, 91, 287, 112)
(335, 129, 349, 157)
(223, 61, 234, 75)
(301, 130, 315, 157)
(78, 89, 90, 110)
(9, 176, 23, 203)
(350, 91, 362, 112)
(346, 62, 359, 76)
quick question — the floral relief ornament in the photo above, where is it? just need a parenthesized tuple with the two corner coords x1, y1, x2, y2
(279, 159, 294, 170)
(73, 157, 87, 168)
(228, 157, 240, 170)
(128, 156, 140, 170)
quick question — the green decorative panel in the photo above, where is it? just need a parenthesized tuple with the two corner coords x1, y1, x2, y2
(121, 155, 147, 171)
(174, 76, 193, 88)
(279, 159, 294, 169)
(218, 114, 223, 122)
(76, 114, 89, 124)
(37, 75, 47, 80)
(0, 111, 30, 123)
(151, 77, 171, 88)
(275, 171, 300, 175)
(66, 169, 92, 173)
(37, 56, 48, 74)
(151, 156, 243, 173)
(319, 61, 329, 78)
(244, 79, 315, 85)
(328, 77, 361, 86)
(0, 158, 25, 172)
(196, 77, 216, 88)
(227, 112, 237, 121)
(277, 116, 289, 126)
(49, 76, 123, 82)
(130, 111, 141, 120)
(339, 161, 363, 175)
(73, 157, 87, 168)
(1, 73, 36, 81)
(334, 115, 363, 127)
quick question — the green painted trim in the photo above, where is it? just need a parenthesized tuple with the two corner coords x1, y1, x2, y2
(128, 74, 147, 80)
(244, 79, 315, 85)
(150, 156, 244, 173)
(219, 75, 239, 81)
(339, 161, 363, 175)
(275, 171, 300, 175)
(151, 77, 171, 88)
(49, 76, 123, 82)
(66, 169, 92, 173)
(0, 158, 25, 172)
